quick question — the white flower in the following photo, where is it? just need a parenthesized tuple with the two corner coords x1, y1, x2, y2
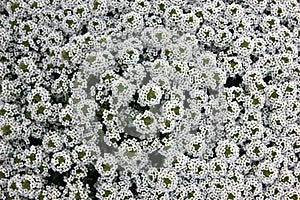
(180, 13, 200, 33)
(244, 176, 263, 197)
(51, 150, 72, 173)
(162, 99, 184, 120)
(163, 6, 183, 26)
(185, 134, 206, 158)
(225, 3, 245, 21)
(71, 144, 93, 164)
(122, 11, 144, 31)
(133, 110, 158, 135)
(95, 153, 117, 179)
(215, 140, 239, 163)
(196, 25, 215, 44)
(157, 168, 178, 192)
(208, 158, 228, 178)
(246, 140, 267, 161)
(233, 36, 255, 56)
(255, 161, 278, 184)
(138, 83, 162, 107)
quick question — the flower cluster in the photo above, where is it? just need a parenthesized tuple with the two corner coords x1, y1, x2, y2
(0, 0, 300, 199)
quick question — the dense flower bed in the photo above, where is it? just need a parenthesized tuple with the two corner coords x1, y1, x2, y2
(0, 0, 300, 199)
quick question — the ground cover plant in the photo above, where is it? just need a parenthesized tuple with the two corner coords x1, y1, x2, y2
(0, 0, 300, 199)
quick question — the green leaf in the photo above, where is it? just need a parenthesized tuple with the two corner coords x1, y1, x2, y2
(93, 1, 99, 10)
(163, 178, 171, 186)
(262, 169, 273, 177)
(270, 91, 279, 99)
(255, 83, 265, 91)
(78, 151, 86, 159)
(124, 150, 137, 159)
(33, 94, 41, 103)
(11, 3, 19, 12)
(0, 172, 5, 179)
(175, 65, 182, 72)
(25, 111, 31, 119)
(20, 62, 28, 71)
(1, 125, 11, 136)
(62, 50, 70, 61)
(147, 89, 156, 100)
(229, 60, 238, 68)
(117, 83, 126, 93)
(193, 143, 201, 151)
(196, 11, 203, 18)
(155, 32, 163, 41)
(252, 98, 260, 105)
(143, 116, 153, 126)
(0, 109, 6, 115)
(165, 49, 171, 57)
(286, 87, 293, 92)
(102, 164, 111, 171)
(221, 32, 226, 39)
(127, 16, 134, 24)
(227, 106, 234, 113)
(253, 147, 260, 155)
(103, 74, 113, 80)
(37, 106, 45, 114)
(187, 192, 194, 199)
(63, 114, 72, 121)
(251, 128, 259, 135)
(75, 192, 81, 200)
(283, 176, 289, 182)
(48, 140, 55, 147)
(103, 190, 112, 197)
(29, 154, 36, 162)
(269, 36, 276, 43)
(224, 146, 232, 157)
(14, 158, 21, 164)
(281, 57, 289, 63)
(268, 19, 275, 27)
(23, 24, 31, 33)
(164, 120, 171, 127)
(240, 41, 250, 48)
(58, 156, 65, 164)
(231, 176, 238, 182)
(215, 165, 221, 171)
(169, 8, 177, 16)
(77, 8, 84, 15)
(87, 55, 96, 63)
(186, 17, 194, 23)
(231, 8, 237, 14)
(22, 180, 31, 190)
(291, 195, 298, 200)
(172, 158, 179, 166)
(106, 114, 114, 121)
(228, 193, 235, 200)
(171, 106, 180, 115)
(159, 3, 165, 11)
(10, 182, 17, 190)
(138, 1, 145, 7)
(248, 115, 255, 121)
(22, 41, 30, 47)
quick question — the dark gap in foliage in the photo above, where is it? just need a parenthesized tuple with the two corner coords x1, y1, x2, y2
(224, 74, 242, 88)
(263, 75, 272, 84)
(46, 170, 67, 187)
(28, 135, 43, 146)
(81, 25, 88, 35)
(83, 164, 100, 200)
(129, 182, 138, 196)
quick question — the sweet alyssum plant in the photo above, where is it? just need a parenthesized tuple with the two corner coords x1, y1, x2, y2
(0, 0, 300, 199)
